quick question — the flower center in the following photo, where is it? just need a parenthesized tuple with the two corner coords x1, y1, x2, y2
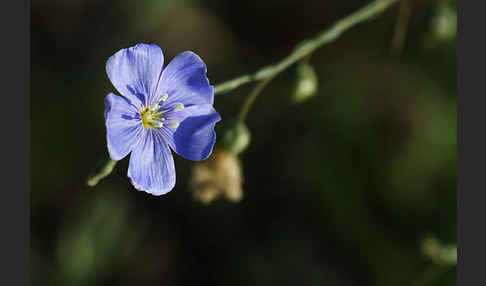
(139, 93, 185, 129)
(140, 104, 165, 129)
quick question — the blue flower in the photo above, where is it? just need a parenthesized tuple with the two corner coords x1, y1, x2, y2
(104, 43, 221, 195)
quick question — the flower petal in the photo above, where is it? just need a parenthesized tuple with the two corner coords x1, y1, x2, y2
(127, 129, 176, 195)
(105, 93, 143, 160)
(155, 51, 214, 107)
(106, 43, 164, 108)
(160, 104, 221, 161)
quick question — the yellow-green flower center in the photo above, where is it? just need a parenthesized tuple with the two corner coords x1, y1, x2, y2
(139, 93, 185, 130)
(140, 105, 165, 129)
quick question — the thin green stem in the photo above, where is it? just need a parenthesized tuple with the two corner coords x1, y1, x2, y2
(390, 0, 413, 56)
(237, 75, 276, 122)
(300, 53, 313, 66)
(213, 0, 399, 95)
(86, 158, 117, 187)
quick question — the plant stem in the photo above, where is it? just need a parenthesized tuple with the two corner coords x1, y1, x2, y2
(300, 53, 313, 66)
(237, 75, 276, 122)
(390, 0, 413, 56)
(86, 158, 117, 187)
(213, 0, 399, 95)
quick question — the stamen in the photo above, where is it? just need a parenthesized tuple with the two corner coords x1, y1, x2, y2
(149, 104, 160, 112)
(160, 93, 168, 102)
(152, 111, 165, 117)
(169, 122, 180, 129)
(172, 103, 184, 111)
(140, 103, 166, 129)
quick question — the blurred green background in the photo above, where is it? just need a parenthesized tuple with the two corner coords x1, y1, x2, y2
(31, 0, 456, 285)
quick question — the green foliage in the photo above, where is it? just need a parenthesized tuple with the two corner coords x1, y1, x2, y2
(56, 191, 147, 286)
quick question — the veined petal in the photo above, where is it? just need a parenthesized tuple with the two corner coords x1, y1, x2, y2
(155, 51, 214, 107)
(105, 93, 143, 160)
(106, 43, 164, 108)
(127, 129, 176, 195)
(160, 104, 221, 161)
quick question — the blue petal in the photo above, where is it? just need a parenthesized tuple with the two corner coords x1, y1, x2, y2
(155, 51, 214, 107)
(160, 104, 221, 161)
(106, 43, 164, 108)
(127, 129, 176, 195)
(105, 93, 143, 160)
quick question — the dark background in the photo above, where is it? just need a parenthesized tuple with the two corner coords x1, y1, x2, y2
(31, 0, 456, 285)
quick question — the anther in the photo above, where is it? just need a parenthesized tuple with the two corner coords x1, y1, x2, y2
(172, 103, 184, 111)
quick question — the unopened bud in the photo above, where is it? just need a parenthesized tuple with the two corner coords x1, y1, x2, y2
(190, 149, 243, 204)
(291, 63, 318, 103)
(193, 185, 222, 204)
(421, 234, 457, 265)
(215, 119, 251, 155)
(431, 2, 457, 42)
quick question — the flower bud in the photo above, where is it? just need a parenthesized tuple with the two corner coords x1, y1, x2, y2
(290, 63, 318, 103)
(215, 119, 250, 155)
(190, 148, 243, 204)
(421, 234, 457, 265)
(431, 1, 456, 42)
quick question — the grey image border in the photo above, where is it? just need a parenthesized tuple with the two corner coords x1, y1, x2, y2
(0, 0, 30, 285)
(457, 0, 486, 285)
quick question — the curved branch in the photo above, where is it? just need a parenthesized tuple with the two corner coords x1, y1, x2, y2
(214, 0, 399, 95)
